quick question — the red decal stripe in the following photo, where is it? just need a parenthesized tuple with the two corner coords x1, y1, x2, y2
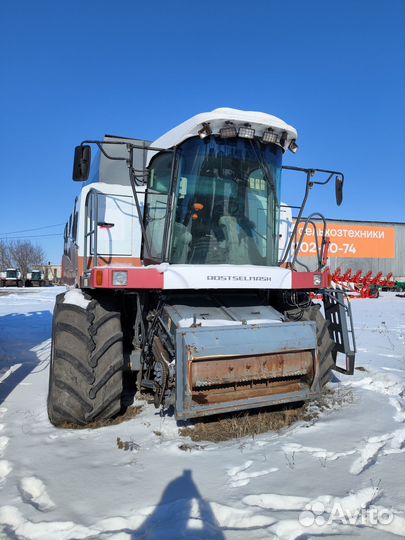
(90, 268, 164, 289)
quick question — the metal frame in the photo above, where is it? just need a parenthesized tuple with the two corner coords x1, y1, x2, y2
(323, 288, 356, 375)
(279, 166, 344, 269)
(292, 213, 328, 272)
(79, 140, 175, 261)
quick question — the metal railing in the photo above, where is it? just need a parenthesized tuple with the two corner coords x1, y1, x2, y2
(83, 189, 99, 272)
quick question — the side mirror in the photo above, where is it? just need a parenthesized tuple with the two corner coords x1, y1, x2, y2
(335, 176, 344, 206)
(72, 145, 91, 181)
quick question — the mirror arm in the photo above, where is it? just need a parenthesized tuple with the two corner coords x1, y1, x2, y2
(80, 140, 174, 160)
(282, 166, 344, 185)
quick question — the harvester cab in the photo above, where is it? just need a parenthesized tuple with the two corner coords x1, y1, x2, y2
(48, 108, 356, 426)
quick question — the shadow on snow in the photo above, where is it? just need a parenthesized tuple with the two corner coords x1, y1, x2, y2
(130, 469, 226, 540)
(0, 310, 52, 405)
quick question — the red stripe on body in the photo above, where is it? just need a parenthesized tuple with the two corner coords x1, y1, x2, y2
(90, 267, 164, 289)
(291, 269, 330, 290)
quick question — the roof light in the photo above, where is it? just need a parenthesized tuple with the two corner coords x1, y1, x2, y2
(261, 129, 279, 144)
(238, 126, 255, 139)
(219, 123, 238, 138)
(289, 139, 299, 153)
(279, 131, 288, 148)
(198, 123, 212, 139)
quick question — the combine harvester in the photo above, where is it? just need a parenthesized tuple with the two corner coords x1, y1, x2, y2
(26, 269, 46, 287)
(0, 268, 22, 287)
(48, 108, 356, 426)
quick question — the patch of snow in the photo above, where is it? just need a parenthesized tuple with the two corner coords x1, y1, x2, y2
(19, 476, 56, 511)
(0, 506, 97, 540)
(63, 289, 90, 309)
(0, 364, 21, 384)
(178, 318, 242, 328)
(0, 461, 11, 482)
(177, 318, 280, 328)
(227, 460, 278, 487)
(282, 442, 356, 462)
(390, 397, 405, 422)
(0, 437, 9, 457)
(243, 493, 310, 510)
(344, 372, 404, 396)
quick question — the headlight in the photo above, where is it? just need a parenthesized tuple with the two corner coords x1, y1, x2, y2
(261, 129, 279, 144)
(289, 139, 299, 153)
(112, 271, 128, 286)
(238, 126, 255, 139)
(219, 125, 238, 138)
(313, 274, 322, 286)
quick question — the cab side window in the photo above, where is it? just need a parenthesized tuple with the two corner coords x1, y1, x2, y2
(144, 153, 172, 261)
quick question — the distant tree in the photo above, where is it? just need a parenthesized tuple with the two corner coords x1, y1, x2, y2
(8, 241, 46, 278)
(0, 240, 12, 270)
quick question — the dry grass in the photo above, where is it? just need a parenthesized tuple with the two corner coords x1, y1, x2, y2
(179, 387, 353, 443)
(179, 402, 314, 443)
(60, 405, 143, 430)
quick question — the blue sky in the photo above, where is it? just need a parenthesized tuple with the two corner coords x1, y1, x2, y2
(0, 0, 403, 263)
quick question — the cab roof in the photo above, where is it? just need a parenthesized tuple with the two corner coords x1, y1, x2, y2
(148, 107, 298, 164)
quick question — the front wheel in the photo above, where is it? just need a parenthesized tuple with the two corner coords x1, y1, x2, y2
(47, 291, 124, 426)
(300, 305, 335, 387)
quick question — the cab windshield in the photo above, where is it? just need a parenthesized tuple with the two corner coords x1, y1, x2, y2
(144, 137, 282, 266)
(171, 137, 281, 265)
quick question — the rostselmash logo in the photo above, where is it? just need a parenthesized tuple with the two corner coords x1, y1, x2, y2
(298, 500, 394, 528)
(207, 275, 272, 282)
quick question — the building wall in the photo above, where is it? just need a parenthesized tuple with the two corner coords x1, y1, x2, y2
(41, 265, 62, 282)
(294, 219, 405, 278)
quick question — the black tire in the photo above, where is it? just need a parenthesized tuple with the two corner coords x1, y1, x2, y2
(301, 304, 335, 387)
(47, 291, 124, 426)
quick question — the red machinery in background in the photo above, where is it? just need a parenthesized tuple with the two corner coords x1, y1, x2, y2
(331, 268, 396, 298)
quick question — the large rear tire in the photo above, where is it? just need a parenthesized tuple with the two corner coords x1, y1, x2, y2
(301, 304, 335, 387)
(47, 291, 124, 426)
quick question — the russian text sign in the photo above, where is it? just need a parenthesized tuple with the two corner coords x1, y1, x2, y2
(295, 223, 395, 259)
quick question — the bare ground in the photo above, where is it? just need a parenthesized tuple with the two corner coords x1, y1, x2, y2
(60, 405, 143, 430)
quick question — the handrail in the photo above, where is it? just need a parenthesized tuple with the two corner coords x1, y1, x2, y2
(83, 189, 99, 272)
(292, 213, 327, 271)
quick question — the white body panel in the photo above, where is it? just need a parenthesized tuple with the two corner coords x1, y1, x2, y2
(279, 205, 294, 262)
(148, 107, 298, 164)
(161, 264, 292, 289)
(76, 183, 144, 259)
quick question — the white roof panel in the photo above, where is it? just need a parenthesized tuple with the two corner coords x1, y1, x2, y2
(148, 107, 298, 163)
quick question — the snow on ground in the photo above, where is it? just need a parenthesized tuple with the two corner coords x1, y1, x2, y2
(0, 287, 404, 539)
